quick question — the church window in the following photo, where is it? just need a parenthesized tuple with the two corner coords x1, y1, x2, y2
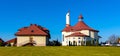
(63, 35, 64, 41)
(78, 41, 81, 43)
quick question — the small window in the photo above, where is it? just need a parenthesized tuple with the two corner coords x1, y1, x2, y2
(31, 30, 34, 32)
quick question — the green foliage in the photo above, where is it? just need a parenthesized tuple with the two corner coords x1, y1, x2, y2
(0, 42, 4, 46)
(49, 40, 61, 46)
(0, 42, 2, 46)
(86, 41, 91, 46)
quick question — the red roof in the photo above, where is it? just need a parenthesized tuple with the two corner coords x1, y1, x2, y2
(73, 21, 98, 31)
(62, 21, 99, 32)
(66, 32, 89, 37)
(6, 38, 17, 43)
(62, 26, 73, 32)
(15, 24, 49, 36)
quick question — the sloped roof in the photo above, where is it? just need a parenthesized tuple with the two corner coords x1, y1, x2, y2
(6, 38, 17, 43)
(66, 32, 89, 37)
(73, 21, 98, 32)
(62, 26, 73, 32)
(62, 21, 99, 32)
(15, 24, 49, 36)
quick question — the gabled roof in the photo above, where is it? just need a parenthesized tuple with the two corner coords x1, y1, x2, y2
(66, 32, 89, 37)
(15, 24, 49, 36)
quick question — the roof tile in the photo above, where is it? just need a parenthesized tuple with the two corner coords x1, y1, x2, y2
(66, 32, 89, 37)
(15, 24, 49, 36)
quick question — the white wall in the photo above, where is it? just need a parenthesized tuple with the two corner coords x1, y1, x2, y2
(62, 32, 74, 46)
(80, 30, 90, 36)
(90, 31, 98, 38)
(65, 37, 87, 46)
(17, 36, 48, 46)
(62, 30, 99, 46)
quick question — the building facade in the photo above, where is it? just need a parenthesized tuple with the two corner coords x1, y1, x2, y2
(62, 12, 100, 46)
(6, 24, 50, 47)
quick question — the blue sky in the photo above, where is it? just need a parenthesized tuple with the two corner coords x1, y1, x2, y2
(0, 0, 120, 42)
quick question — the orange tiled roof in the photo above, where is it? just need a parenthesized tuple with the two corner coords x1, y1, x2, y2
(62, 26, 73, 32)
(66, 32, 89, 37)
(15, 24, 49, 36)
(62, 21, 99, 32)
(73, 21, 98, 31)
(6, 38, 17, 43)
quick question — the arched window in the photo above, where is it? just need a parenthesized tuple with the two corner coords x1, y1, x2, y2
(63, 35, 64, 41)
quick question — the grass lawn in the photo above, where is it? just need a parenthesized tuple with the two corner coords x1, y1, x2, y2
(0, 46, 120, 56)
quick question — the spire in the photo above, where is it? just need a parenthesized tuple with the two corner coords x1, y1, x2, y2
(66, 10, 70, 27)
(78, 14, 84, 21)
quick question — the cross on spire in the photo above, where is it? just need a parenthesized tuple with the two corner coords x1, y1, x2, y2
(78, 14, 84, 21)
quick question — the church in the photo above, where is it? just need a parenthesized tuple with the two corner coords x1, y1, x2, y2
(62, 12, 101, 46)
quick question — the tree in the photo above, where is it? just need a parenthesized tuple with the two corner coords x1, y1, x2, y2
(0, 38, 4, 46)
(49, 40, 61, 46)
(107, 35, 119, 44)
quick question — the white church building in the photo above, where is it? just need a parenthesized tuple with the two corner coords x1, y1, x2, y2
(62, 12, 101, 46)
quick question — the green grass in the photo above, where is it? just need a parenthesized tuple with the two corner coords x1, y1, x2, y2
(0, 46, 120, 56)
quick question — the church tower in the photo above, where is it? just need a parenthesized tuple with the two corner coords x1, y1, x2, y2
(66, 11, 70, 27)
